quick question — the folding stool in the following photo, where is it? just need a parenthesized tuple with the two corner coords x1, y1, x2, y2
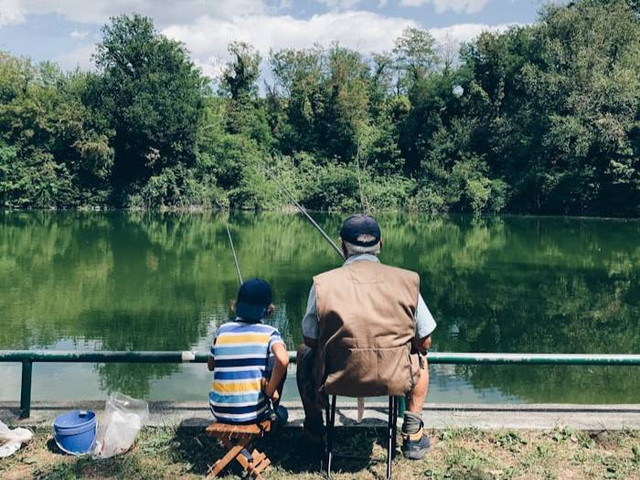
(205, 419, 272, 480)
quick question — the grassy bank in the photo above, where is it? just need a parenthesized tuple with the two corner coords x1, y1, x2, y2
(1, 426, 639, 480)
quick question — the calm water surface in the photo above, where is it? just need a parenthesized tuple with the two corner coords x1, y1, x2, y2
(1, 212, 639, 404)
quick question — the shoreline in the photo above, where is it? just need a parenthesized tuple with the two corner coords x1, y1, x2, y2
(4, 401, 640, 430)
(2, 208, 640, 221)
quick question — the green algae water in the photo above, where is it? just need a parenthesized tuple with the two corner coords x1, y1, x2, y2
(1, 211, 639, 404)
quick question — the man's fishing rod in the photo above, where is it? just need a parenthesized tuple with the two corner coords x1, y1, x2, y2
(264, 165, 370, 424)
(263, 166, 345, 261)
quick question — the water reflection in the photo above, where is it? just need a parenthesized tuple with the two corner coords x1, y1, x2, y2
(0, 212, 638, 402)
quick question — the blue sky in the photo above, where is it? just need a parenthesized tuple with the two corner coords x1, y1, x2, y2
(0, 0, 556, 76)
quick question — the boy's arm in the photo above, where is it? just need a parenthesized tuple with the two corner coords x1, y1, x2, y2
(264, 342, 289, 400)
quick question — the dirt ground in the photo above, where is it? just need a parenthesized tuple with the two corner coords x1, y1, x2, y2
(1, 426, 639, 480)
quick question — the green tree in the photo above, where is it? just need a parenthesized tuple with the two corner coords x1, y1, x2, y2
(392, 27, 439, 93)
(219, 42, 271, 146)
(92, 14, 205, 203)
(0, 54, 113, 207)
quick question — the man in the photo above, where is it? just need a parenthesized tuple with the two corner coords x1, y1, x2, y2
(296, 214, 436, 460)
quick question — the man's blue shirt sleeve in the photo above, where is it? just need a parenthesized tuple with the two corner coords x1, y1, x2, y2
(415, 294, 437, 338)
(301, 285, 319, 340)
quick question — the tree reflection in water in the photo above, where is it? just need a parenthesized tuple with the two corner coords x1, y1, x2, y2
(0, 212, 638, 401)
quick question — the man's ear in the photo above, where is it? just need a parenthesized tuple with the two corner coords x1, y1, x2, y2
(266, 304, 276, 317)
(379, 238, 383, 250)
(230, 301, 236, 313)
(341, 239, 348, 258)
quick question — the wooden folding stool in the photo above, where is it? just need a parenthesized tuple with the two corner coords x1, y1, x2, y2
(205, 420, 272, 480)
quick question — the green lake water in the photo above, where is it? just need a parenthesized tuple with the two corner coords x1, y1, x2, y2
(1, 211, 639, 404)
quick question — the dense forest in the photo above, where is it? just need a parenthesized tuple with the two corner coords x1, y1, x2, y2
(0, 0, 639, 216)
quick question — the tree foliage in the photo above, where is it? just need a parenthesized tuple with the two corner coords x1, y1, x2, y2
(92, 14, 205, 204)
(0, 1, 638, 216)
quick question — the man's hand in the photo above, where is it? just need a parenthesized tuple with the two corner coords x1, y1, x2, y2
(413, 335, 432, 354)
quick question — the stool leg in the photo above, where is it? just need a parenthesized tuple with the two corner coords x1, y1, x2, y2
(391, 396, 399, 459)
(386, 396, 396, 480)
(207, 443, 244, 479)
(325, 395, 337, 480)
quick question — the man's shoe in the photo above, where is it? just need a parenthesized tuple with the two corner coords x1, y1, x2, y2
(402, 427, 431, 460)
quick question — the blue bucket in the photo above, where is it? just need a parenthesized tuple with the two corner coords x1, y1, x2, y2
(53, 410, 97, 455)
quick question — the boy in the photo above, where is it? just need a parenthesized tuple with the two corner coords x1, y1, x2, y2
(208, 278, 289, 424)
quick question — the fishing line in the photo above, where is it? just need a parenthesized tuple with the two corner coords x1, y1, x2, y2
(263, 165, 345, 261)
(214, 199, 244, 286)
(225, 222, 243, 286)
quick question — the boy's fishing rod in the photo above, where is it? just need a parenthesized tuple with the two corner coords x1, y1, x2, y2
(214, 198, 244, 286)
(263, 166, 345, 261)
(225, 223, 243, 286)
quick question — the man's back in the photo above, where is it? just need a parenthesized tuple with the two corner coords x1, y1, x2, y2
(313, 260, 421, 397)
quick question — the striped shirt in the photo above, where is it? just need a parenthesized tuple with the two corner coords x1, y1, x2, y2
(209, 319, 284, 424)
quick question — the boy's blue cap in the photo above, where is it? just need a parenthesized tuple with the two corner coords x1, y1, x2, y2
(236, 278, 273, 322)
(339, 214, 381, 247)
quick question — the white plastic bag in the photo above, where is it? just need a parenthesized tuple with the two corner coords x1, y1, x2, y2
(93, 393, 149, 459)
(0, 420, 33, 458)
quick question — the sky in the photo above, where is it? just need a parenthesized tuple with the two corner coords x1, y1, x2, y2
(0, 0, 556, 78)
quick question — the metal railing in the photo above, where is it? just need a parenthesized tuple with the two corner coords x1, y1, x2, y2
(2, 350, 640, 419)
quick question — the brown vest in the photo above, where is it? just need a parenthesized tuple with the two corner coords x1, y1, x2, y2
(314, 260, 421, 397)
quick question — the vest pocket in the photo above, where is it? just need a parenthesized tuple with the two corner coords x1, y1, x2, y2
(324, 345, 412, 397)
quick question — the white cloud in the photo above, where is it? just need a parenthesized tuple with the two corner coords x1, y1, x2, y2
(56, 43, 95, 70)
(429, 22, 516, 44)
(3, 0, 267, 26)
(315, 0, 363, 9)
(70, 29, 88, 38)
(2, 0, 518, 80)
(0, 0, 24, 25)
(162, 11, 417, 77)
(400, 0, 491, 14)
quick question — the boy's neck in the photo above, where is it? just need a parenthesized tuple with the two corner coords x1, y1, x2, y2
(235, 316, 263, 324)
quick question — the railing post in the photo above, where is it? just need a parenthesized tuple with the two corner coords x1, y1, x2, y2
(20, 360, 33, 419)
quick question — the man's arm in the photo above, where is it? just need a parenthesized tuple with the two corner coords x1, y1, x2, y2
(207, 355, 215, 371)
(414, 293, 436, 353)
(264, 342, 290, 401)
(302, 285, 320, 349)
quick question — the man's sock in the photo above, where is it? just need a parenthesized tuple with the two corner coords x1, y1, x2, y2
(402, 411, 423, 436)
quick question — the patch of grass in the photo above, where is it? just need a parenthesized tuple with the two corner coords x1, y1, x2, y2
(2, 427, 640, 479)
(494, 430, 528, 453)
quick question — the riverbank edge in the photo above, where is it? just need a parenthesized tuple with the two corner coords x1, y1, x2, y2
(3, 207, 640, 221)
(3, 401, 640, 430)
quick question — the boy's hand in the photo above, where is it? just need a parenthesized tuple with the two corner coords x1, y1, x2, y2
(268, 388, 280, 404)
(262, 378, 280, 402)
